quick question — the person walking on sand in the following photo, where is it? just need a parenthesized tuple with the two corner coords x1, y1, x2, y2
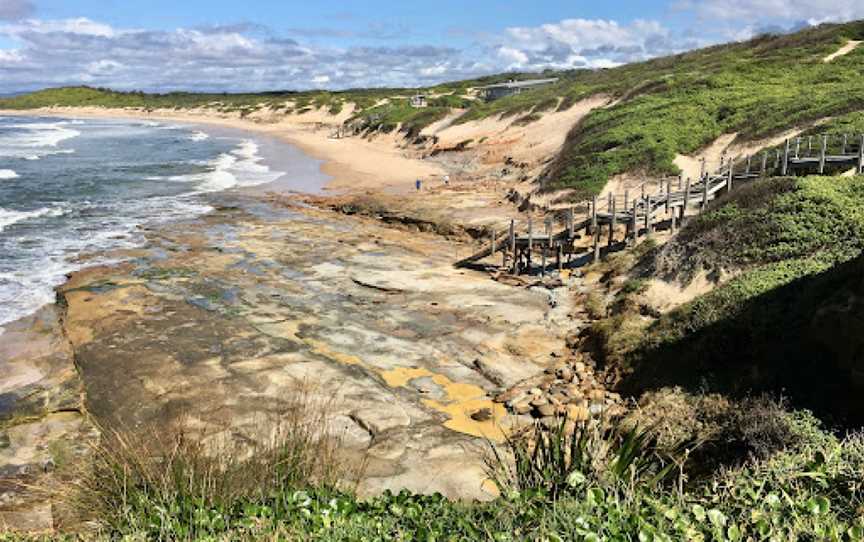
(416, 178, 422, 191)
(443, 175, 450, 186)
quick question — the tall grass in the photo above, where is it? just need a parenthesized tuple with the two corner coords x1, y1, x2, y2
(63, 388, 364, 539)
(485, 419, 688, 501)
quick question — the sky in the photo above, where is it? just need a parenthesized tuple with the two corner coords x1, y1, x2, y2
(0, 0, 862, 93)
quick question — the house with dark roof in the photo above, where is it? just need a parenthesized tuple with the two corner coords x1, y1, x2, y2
(476, 78, 559, 102)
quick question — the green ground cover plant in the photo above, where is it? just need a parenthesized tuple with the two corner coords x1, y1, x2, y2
(12, 405, 863, 541)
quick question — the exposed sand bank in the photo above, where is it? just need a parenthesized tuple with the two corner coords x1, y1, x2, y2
(673, 120, 833, 180)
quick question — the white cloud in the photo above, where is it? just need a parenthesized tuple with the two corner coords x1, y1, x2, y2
(419, 64, 448, 76)
(0, 48, 22, 63)
(86, 59, 123, 75)
(680, 0, 864, 23)
(0, 17, 477, 92)
(497, 18, 698, 70)
(3, 16, 115, 36)
(497, 46, 529, 67)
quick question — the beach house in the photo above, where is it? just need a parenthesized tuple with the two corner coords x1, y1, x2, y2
(477, 78, 559, 102)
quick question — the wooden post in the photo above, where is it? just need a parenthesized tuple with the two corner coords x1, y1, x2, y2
(545, 218, 552, 277)
(745, 155, 752, 176)
(608, 197, 617, 247)
(795, 137, 801, 159)
(671, 204, 677, 231)
(509, 220, 515, 273)
(727, 160, 734, 194)
(819, 135, 828, 174)
(630, 200, 638, 246)
(681, 177, 691, 221)
(590, 196, 598, 237)
(842, 134, 848, 155)
(646, 196, 653, 238)
(623, 189, 629, 214)
(774, 150, 780, 172)
(490, 229, 496, 266)
(557, 243, 563, 272)
(807, 136, 812, 156)
(781, 139, 790, 176)
(527, 218, 533, 271)
(701, 175, 709, 210)
(607, 192, 614, 222)
(761, 152, 768, 177)
(665, 178, 672, 214)
(678, 174, 683, 191)
(592, 219, 600, 263)
(699, 157, 707, 180)
(858, 134, 864, 174)
(567, 208, 574, 239)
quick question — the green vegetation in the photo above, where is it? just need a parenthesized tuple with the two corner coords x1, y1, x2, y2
(346, 98, 452, 138)
(543, 22, 864, 197)
(651, 174, 864, 344)
(18, 401, 864, 540)
(583, 175, 864, 421)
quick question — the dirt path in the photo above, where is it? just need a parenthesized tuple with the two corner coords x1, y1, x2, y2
(824, 40, 862, 63)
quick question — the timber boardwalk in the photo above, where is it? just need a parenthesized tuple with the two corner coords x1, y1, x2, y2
(456, 133, 864, 274)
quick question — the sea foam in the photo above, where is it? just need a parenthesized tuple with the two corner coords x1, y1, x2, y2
(160, 139, 283, 192)
(0, 121, 81, 160)
(0, 206, 64, 233)
(0, 169, 18, 180)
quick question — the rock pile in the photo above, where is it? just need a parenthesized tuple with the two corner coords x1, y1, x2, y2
(493, 358, 623, 431)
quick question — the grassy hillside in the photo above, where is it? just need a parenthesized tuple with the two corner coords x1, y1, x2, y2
(542, 23, 864, 197)
(592, 175, 864, 421)
(4, 22, 864, 199)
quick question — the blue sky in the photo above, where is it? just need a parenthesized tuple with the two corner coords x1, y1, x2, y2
(0, 0, 862, 92)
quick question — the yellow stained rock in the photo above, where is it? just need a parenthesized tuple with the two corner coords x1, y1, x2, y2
(304, 339, 363, 366)
(381, 367, 506, 442)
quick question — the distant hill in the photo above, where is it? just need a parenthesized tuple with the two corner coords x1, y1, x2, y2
(3, 21, 864, 198)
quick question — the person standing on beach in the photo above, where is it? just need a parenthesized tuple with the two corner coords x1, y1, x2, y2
(416, 178, 422, 191)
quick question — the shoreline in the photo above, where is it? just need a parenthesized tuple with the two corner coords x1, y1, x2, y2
(0, 107, 446, 194)
(0, 115, 333, 340)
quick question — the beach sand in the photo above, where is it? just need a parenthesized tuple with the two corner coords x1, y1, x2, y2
(0, 106, 446, 194)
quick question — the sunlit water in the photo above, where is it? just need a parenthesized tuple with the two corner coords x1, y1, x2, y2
(0, 116, 303, 329)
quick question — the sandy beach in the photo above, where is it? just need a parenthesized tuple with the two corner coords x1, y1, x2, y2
(0, 106, 446, 194)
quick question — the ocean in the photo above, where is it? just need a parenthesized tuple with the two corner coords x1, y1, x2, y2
(0, 115, 323, 330)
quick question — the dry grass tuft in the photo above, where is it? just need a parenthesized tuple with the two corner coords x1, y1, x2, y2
(57, 385, 365, 536)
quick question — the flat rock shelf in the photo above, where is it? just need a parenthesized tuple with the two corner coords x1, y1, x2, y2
(49, 192, 579, 504)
